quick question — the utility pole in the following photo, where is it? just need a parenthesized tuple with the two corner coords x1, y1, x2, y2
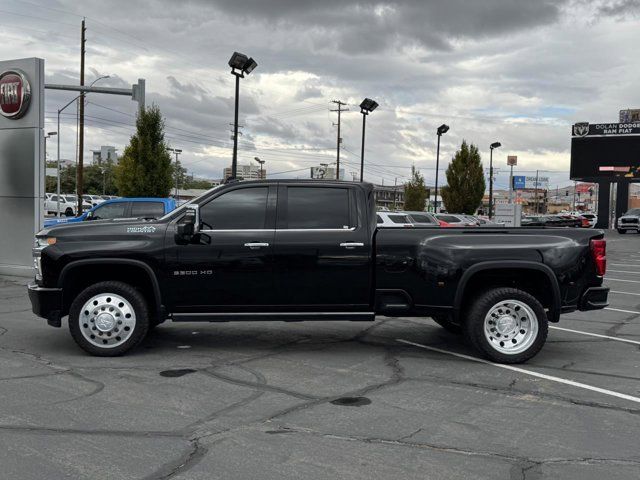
(330, 100, 348, 180)
(393, 177, 398, 210)
(77, 18, 86, 215)
(573, 180, 577, 211)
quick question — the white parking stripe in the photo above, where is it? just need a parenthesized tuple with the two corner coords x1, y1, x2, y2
(549, 326, 640, 345)
(606, 278, 640, 283)
(611, 290, 640, 296)
(396, 339, 640, 405)
(609, 263, 640, 267)
(607, 270, 640, 274)
(605, 307, 640, 315)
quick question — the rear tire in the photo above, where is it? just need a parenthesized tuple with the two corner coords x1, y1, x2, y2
(69, 281, 149, 356)
(463, 287, 548, 364)
(65, 207, 73, 217)
(617, 229, 626, 234)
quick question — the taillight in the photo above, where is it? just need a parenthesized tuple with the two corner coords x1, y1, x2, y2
(590, 239, 606, 276)
(438, 220, 452, 228)
(581, 218, 590, 227)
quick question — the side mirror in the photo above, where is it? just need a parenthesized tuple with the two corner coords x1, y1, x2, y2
(176, 204, 200, 242)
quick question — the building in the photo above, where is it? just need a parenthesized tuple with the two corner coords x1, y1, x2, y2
(373, 184, 405, 210)
(91, 146, 118, 165)
(223, 164, 266, 180)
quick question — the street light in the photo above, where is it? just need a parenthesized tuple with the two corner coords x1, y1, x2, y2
(57, 75, 110, 217)
(433, 124, 449, 212)
(489, 141, 502, 219)
(359, 98, 378, 182)
(229, 52, 258, 179)
(254, 156, 265, 179)
(167, 148, 183, 201)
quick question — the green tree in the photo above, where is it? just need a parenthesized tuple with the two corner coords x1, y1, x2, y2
(404, 166, 429, 211)
(115, 105, 173, 197)
(441, 140, 486, 214)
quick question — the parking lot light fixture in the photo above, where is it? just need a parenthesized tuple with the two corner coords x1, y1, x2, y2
(229, 52, 258, 179)
(433, 124, 449, 212)
(359, 98, 379, 182)
(254, 157, 265, 178)
(489, 142, 502, 219)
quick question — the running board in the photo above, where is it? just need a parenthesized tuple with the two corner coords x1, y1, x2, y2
(170, 312, 376, 322)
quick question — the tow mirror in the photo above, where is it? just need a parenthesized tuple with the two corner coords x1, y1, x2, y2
(176, 204, 200, 242)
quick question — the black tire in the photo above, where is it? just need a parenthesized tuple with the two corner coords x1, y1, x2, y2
(65, 207, 73, 217)
(617, 229, 626, 234)
(69, 281, 150, 356)
(463, 287, 548, 364)
(432, 314, 462, 334)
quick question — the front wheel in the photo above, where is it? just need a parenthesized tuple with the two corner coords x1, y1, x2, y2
(69, 281, 149, 356)
(464, 287, 548, 364)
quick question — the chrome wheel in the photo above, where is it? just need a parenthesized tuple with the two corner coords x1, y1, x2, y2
(483, 299, 538, 355)
(79, 293, 136, 349)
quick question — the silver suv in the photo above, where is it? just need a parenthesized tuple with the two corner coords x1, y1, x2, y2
(618, 208, 640, 234)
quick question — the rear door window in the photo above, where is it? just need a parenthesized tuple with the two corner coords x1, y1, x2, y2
(409, 214, 435, 224)
(437, 215, 461, 223)
(286, 187, 351, 229)
(389, 214, 410, 224)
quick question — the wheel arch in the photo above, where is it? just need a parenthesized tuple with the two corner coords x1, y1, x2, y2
(58, 259, 163, 322)
(453, 261, 561, 323)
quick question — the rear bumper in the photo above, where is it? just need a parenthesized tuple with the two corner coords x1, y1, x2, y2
(27, 282, 63, 327)
(578, 286, 609, 311)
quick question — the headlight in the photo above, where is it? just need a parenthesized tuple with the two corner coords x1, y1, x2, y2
(33, 237, 55, 281)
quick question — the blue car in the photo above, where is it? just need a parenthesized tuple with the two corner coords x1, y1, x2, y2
(44, 197, 177, 228)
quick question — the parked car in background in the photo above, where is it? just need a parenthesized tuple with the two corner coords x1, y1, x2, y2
(617, 208, 640, 234)
(521, 216, 547, 227)
(435, 214, 478, 227)
(44, 195, 93, 217)
(474, 216, 506, 227)
(82, 194, 106, 207)
(403, 211, 440, 226)
(43, 198, 177, 227)
(376, 211, 414, 228)
(580, 213, 597, 228)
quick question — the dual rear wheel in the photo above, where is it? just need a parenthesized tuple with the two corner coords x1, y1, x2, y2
(433, 287, 548, 364)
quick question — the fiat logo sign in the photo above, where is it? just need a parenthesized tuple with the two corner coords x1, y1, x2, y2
(0, 70, 31, 119)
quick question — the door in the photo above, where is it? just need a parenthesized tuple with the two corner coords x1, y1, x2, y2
(273, 185, 371, 310)
(168, 185, 277, 312)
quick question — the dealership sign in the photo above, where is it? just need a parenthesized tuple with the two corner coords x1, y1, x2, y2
(0, 70, 31, 119)
(513, 175, 549, 190)
(572, 122, 640, 137)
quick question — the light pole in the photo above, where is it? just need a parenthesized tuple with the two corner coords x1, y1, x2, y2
(434, 124, 449, 212)
(254, 157, 265, 178)
(489, 141, 501, 219)
(167, 148, 182, 201)
(57, 75, 110, 216)
(228, 52, 258, 179)
(44, 131, 56, 162)
(359, 98, 378, 182)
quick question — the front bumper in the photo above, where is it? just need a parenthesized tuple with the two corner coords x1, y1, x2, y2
(578, 286, 609, 311)
(27, 282, 63, 327)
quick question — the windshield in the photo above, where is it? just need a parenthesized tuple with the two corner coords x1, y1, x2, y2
(625, 208, 640, 216)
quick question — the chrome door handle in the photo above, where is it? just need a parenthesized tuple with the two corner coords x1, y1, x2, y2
(340, 242, 364, 249)
(244, 242, 270, 249)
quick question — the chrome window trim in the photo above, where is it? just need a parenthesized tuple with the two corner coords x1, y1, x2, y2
(198, 227, 357, 233)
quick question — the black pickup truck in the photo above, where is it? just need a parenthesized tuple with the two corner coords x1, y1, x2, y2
(28, 180, 609, 363)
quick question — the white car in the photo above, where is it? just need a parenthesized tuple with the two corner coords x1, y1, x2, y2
(82, 194, 106, 207)
(376, 212, 414, 228)
(580, 213, 597, 228)
(45, 195, 92, 217)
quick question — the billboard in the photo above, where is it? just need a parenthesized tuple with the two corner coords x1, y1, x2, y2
(570, 122, 640, 180)
(513, 175, 549, 189)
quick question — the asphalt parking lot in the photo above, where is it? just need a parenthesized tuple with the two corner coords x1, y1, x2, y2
(0, 231, 639, 480)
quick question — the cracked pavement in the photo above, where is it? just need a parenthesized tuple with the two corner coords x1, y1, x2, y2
(0, 232, 639, 479)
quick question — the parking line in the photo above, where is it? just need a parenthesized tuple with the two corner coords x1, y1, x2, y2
(605, 307, 640, 315)
(606, 278, 640, 283)
(607, 270, 640, 274)
(396, 339, 640, 405)
(609, 263, 640, 267)
(549, 326, 640, 345)
(611, 290, 640, 296)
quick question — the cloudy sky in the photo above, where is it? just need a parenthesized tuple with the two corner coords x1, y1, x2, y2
(2, 0, 639, 190)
